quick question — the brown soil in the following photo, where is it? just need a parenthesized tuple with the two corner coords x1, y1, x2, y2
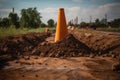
(0, 30, 120, 80)
(0, 30, 120, 58)
(47, 34, 92, 57)
(0, 57, 120, 80)
(0, 30, 120, 61)
(73, 30, 120, 59)
(0, 33, 93, 58)
(0, 32, 51, 57)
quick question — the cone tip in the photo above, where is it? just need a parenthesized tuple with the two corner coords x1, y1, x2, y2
(59, 8, 64, 11)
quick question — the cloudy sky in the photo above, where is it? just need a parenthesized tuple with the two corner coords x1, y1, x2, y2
(0, 0, 120, 23)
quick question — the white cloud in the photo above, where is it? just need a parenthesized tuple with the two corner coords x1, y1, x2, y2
(0, 9, 12, 18)
(65, 7, 81, 22)
(72, 0, 83, 2)
(39, 7, 81, 23)
(39, 8, 58, 23)
(0, 9, 12, 12)
(94, 3, 120, 21)
(0, 2, 119, 24)
(38, 2, 120, 23)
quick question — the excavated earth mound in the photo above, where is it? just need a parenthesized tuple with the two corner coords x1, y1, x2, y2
(46, 34, 92, 57)
(0, 33, 93, 58)
(0, 32, 51, 57)
(0, 32, 120, 59)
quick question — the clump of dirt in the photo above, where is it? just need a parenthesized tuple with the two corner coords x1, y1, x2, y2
(45, 34, 92, 57)
(112, 62, 120, 72)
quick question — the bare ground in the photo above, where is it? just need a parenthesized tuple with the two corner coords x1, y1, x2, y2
(0, 29, 120, 80)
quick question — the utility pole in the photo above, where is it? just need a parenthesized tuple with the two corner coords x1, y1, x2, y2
(71, 19, 73, 26)
(12, 8, 14, 13)
(0, 14, 1, 21)
(74, 16, 78, 27)
(105, 14, 108, 25)
(76, 16, 78, 25)
(90, 15, 92, 23)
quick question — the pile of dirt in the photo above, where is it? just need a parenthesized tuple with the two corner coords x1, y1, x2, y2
(73, 31, 120, 58)
(41, 34, 92, 57)
(0, 32, 51, 57)
(0, 31, 120, 59)
(0, 33, 93, 58)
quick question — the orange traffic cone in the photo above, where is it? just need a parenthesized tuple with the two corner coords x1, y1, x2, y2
(55, 8, 68, 42)
(45, 27, 49, 33)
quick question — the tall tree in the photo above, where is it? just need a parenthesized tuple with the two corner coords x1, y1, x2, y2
(8, 12, 19, 27)
(20, 7, 42, 28)
(95, 18, 101, 27)
(0, 17, 9, 27)
(68, 21, 72, 26)
(47, 19, 54, 27)
(80, 22, 88, 27)
(110, 18, 120, 28)
(41, 23, 47, 27)
(101, 18, 107, 25)
(95, 18, 100, 24)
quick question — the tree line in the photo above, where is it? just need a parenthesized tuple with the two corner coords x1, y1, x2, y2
(0, 7, 119, 29)
(68, 18, 120, 28)
(0, 7, 56, 28)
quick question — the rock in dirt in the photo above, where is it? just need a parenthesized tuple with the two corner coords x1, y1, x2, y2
(112, 62, 120, 72)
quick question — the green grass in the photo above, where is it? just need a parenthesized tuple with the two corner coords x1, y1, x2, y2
(0, 26, 55, 38)
(96, 27, 120, 32)
(77, 28, 92, 33)
(76, 27, 120, 33)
